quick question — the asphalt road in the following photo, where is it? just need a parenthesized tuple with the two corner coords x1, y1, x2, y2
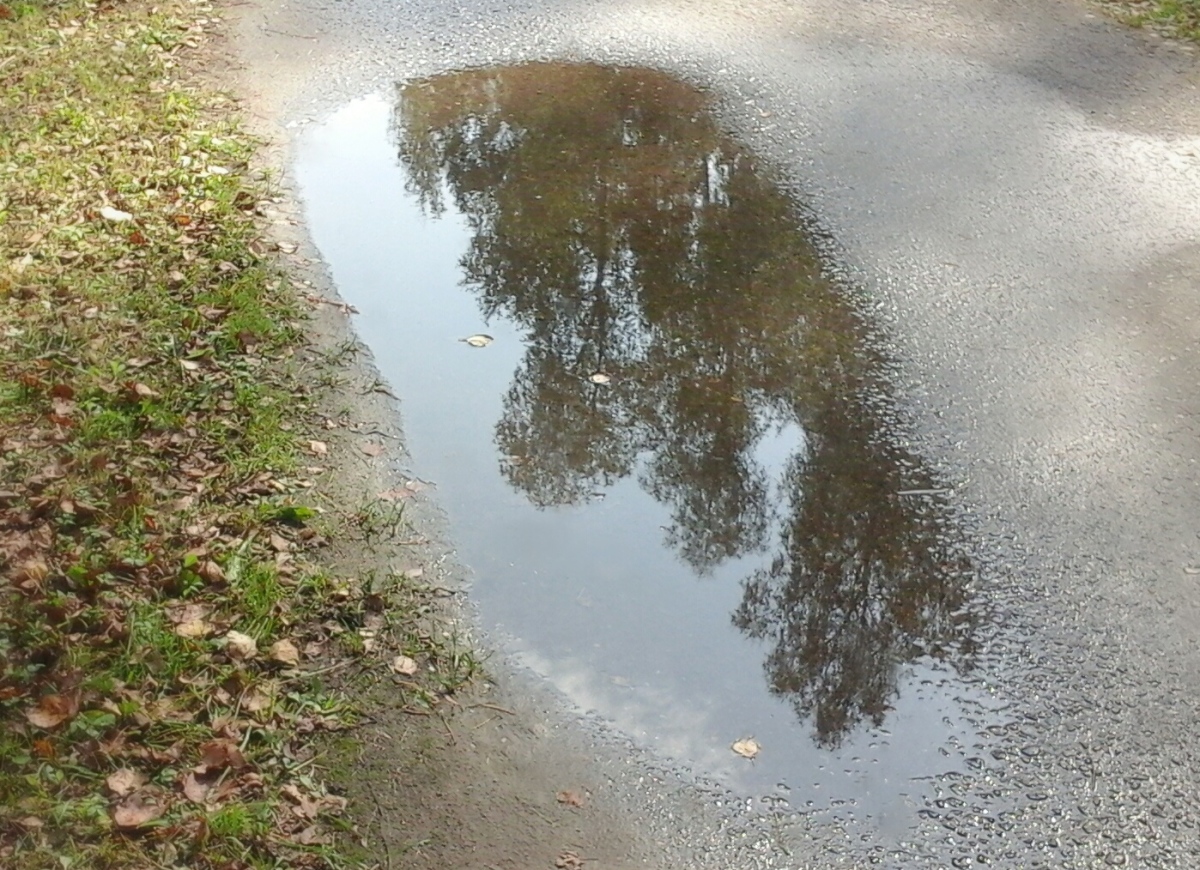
(233, 0, 1200, 864)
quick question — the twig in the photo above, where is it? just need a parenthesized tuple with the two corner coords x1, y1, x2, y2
(260, 25, 320, 40)
(437, 711, 456, 744)
(897, 488, 952, 496)
(469, 702, 515, 716)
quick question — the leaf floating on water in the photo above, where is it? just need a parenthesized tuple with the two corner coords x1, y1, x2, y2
(588, 372, 611, 385)
(731, 737, 760, 759)
(462, 334, 494, 348)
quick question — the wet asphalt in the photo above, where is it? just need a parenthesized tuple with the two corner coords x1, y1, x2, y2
(249, 0, 1200, 864)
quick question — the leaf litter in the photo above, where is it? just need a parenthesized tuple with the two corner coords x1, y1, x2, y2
(0, 0, 478, 866)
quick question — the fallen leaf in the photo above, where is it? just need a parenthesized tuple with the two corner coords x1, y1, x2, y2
(269, 533, 291, 552)
(111, 795, 165, 830)
(223, 630, 257, 661)
(197, 739, 247, 773)
(555, 850, 586, 869)
(378, 487, 414, 501)
(132, 382, 158, 399)
(25, 693, 80, 729)
(588, 372, 611, 385)
(181, 771, 211, 804)
(282, 783, 321, 819)
(269, 639, 301, 667)
(106, 768, 147, 797)
(290, 825, 329, 845)
(731, 737, 760, 759)
(360, 443, 384, 457)
(198, 560, 226, 584)
(462, 334, 494, 348)
(174, 618, 213, 638)
(307, 440, 328, 456)
(99, 206, 133, 222)
(556, 789, 586, 808)
(1184, 565, 1200, 575)
(276, 241, 298, 254)
(391, 655, 418, 676)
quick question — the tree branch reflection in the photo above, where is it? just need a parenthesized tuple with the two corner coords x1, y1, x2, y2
(394, 63, 975, 745)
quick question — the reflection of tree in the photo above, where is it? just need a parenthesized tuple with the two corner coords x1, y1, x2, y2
(394, 63, 975, 744)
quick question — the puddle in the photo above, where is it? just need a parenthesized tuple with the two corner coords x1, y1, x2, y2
(296, 63, 994, 826)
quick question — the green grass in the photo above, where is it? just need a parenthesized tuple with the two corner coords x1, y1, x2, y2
(1107, 0, 1200, 40)
(0, 1, 482, 866)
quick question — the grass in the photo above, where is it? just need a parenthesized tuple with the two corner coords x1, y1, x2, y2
(1103, 0, 1200, 40)
(0, 0, 478, 866)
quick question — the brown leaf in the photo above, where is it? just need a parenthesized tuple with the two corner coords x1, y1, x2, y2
(731, 737, 760, 759)
(197, 739, 247, 773)
(111, 795, 165, 830)
(289, 825, 328, 845)
(198, 560, 226, 584)
(25, 693, 80, 729)
(222, 630, 257, 661)
(174, 618, 213, 639)
(555, 851, 586, 869)
(127, 382, 158, 400)
(269, 639, 300, 667)
(181, 771, 211, 804)
(106, 768, 147, 797)
(281, 783, 321, 819)
(391, 655, 418, 676)
(307, 440, 328, 457)
(268, 533, 290, 553)
(360, 442, 384, 457)
(556, 789, 586, 808)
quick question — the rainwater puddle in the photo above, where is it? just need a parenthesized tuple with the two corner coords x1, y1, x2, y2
(295, 63, 996, 828)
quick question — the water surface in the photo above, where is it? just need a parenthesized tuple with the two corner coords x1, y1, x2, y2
(296, 63, 990, 826)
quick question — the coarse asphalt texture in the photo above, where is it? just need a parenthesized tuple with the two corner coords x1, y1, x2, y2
(227, 0, 1200, 865)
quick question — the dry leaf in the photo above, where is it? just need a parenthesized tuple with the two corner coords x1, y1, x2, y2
(174, 617, 213, 638)
(555, 850, 586, 869)
(462, 334, 494, 348)
(25, 693, 79, 729)
(307, 440, 328, 456)
(731, 737, 760, 759)
(223, 630, 257, 661)
(198, 560, 226, 584)
(391, 655, 418, 676)
(99, 206, 133, 222)
(111, 795, 165, 829)
(269, 639, 301, 667)
(197, 739, 247, 773)
(269, 533, 290, 552)
(282, 783, 321, 819)
(181, 772, 211, 804)
(556, 789, 586, 808)
(360, 443, 384, 457)
(588, 372, 611, 385)
(106, 768, 147, 797)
